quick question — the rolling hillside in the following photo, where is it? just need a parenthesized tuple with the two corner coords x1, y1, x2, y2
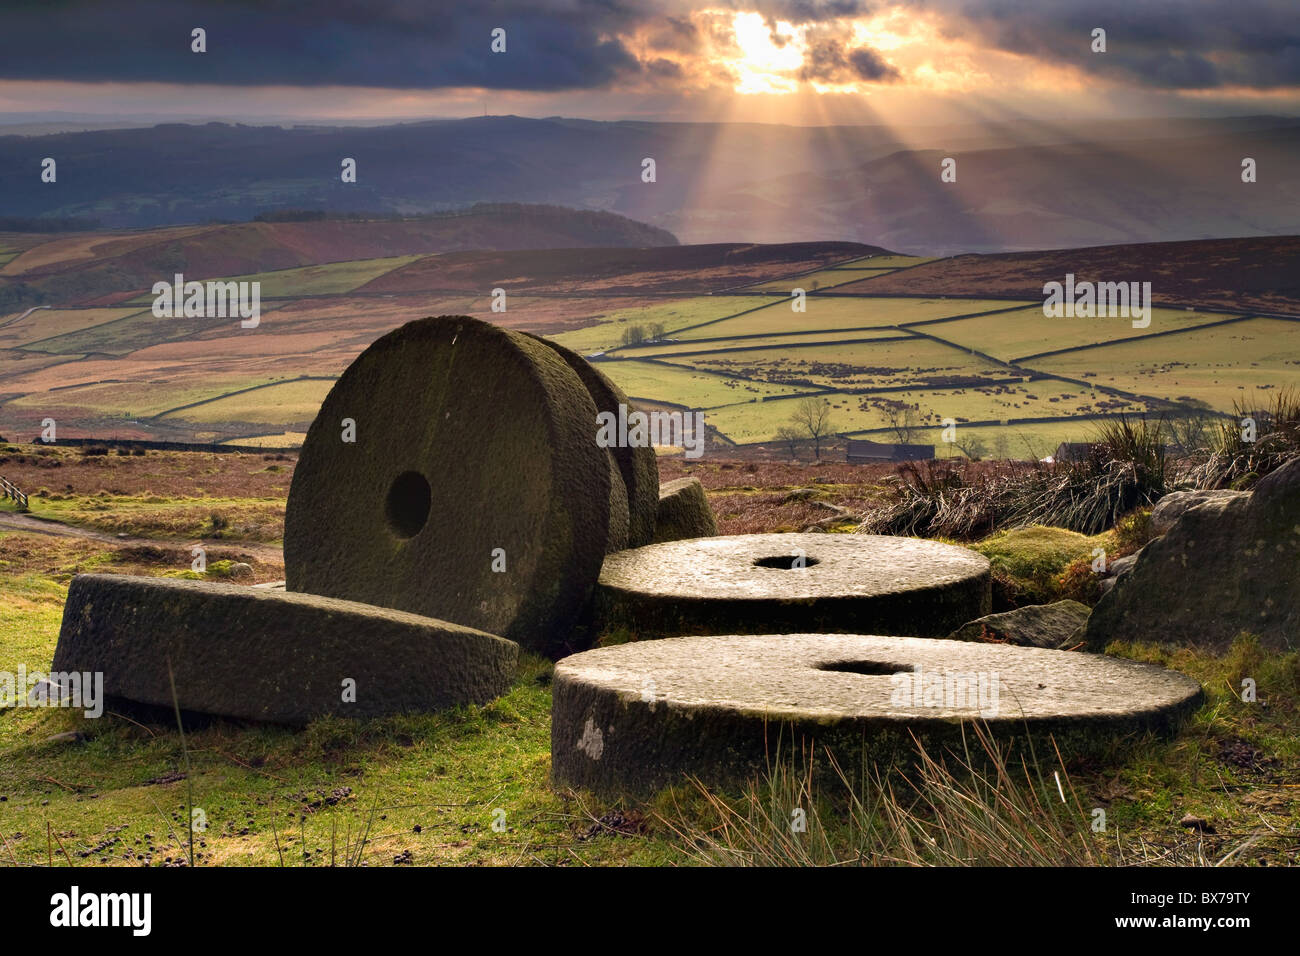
(3, 115, 1298, 252)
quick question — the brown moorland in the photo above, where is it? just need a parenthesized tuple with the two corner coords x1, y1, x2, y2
(836, 235, 1300, 315)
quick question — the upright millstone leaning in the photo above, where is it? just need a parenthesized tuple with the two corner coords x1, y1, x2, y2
(285, 315, 658, 658)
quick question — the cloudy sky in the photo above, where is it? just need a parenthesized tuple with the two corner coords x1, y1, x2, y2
(2, 0, 1298, 126)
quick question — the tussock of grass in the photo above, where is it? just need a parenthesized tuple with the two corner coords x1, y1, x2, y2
(1189, 387, 1300, 489)
(861, 416, 1171, 538)
(656, 724, 1238, 867)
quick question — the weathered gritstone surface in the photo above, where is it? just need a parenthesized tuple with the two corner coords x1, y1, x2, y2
(591, 533, 991, 639)
(52, 574, 519, 725)
(652, 476, 717, 544)
(552, 633, 1203, 795)
(1086, 457, 1300, 652)
(285, 315, 612, 658)
(521, 332, 658, 549)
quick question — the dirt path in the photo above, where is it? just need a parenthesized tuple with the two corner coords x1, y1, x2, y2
(0, 509, 284, 562)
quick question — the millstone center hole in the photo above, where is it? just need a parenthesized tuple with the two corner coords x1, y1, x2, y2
(753, 554, 821, 570)
(385, 470, 431, 539)
(820, 661, 911, 677)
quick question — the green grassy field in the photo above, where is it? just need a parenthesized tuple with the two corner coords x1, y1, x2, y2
(667, 335, 1006, 389)
(550, 297, 777, 354)
(744, 267, 899, 292)
(923, 306, 1248, 362)
(623, 327, 913, 358)
(701, 378, 1148, 445)
(1030, 317, 1300, 409)
(1, 237, 1291, 452)
(671, 297, 1031, 340)
(6, 374, 293, 419)
(597, 359, 810, 407)
(0, 307, 148, 350)
(20, 308, 282, 356)
(159, 379, 336, 425)
(125, 255, 426, 303)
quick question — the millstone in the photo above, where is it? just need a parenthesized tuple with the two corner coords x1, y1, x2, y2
(284, 315, 612, 657)
(590, 532, 991, 639)
(52, 574, 518, 725)
(552, 633, 1203, 795)
(652, 476, 717, 543)
(521, 332, 658, 548)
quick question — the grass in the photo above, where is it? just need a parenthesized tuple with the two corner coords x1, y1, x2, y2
(158, 379, 335, 426)
(0, 307, 149, 350)
(123, 256, 425, 302)
(626, 327, 909, 358)
(861, 416, 1172, 538)
(1189, 386, 1300, 489)
(5, 374, 294, 420)
(743, 267, 899, 292)
(1, 455, 1298, 866)
(701, 388, 1147, 447)
(919, 306, 1245, 363)
(671, 297, 1029, 340)
(670, 335, 1008, 389)
(549, 297, 770, 354)
(597, 359, 809, 407)
(10, 493, 286, 543)
(1030, 317, 1300, 410)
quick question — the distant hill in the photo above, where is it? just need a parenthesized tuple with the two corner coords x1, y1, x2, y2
(842, 235, 1300, 316)
(0, 204, 677, 310)
(2, 115, 1298, 252)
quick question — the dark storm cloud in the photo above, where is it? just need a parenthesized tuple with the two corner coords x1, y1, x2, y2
(0, 0, 646, 90)
(1, 0, 1296, 93)
(799, 35, 900, 83)
(935, 0, 1300, 90)
(848, 46, 899, 81)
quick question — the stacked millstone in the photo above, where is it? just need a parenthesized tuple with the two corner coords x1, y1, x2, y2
(50, 315, 661, 722)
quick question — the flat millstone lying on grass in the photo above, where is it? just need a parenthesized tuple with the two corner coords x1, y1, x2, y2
(52, 573, 519, 724)
(284, 315, 612, 658)
(551, 633, 1204, 795)
(590, 532, 991, 639)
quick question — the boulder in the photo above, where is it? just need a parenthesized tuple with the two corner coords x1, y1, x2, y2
(52, 574, 518, 724)
(552, 633, 1202, 795)
(1150, 489, 1248, 536)
(1098, 550, 1141, 595)
(1086, 457, 1300, 652)
(284, 316, 613, 658)
(946, 600, 1092, 649)
(652, 476, 717, 544)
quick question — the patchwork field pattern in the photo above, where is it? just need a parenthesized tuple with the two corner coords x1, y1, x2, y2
(0, 227, 1296, 457)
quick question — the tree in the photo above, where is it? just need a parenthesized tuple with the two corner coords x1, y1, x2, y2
(952, 436, 989, 461)
(881, 400, 920, 444)
(649, 321, 667, 342)
(789, 396, 834, 461)
(1166, 406, 1214, 455)
(775, 425, 802, 460)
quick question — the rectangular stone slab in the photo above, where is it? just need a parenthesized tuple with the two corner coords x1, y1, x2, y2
(52, 574, 519, 725)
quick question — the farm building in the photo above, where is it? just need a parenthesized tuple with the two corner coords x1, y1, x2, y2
(1053, 442, 1098, 462)
(846, 439, 935, 463)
